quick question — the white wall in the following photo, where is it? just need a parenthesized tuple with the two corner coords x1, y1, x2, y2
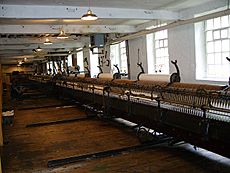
(83, 48, 90, 72)
(128, 36, 148, 80)
(125, 1, 229, 85)
(127, 25, 197, 83)
(168, 24, 196, 83)
(127, 23, 228, 85)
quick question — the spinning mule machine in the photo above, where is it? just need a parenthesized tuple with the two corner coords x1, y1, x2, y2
(31, 59, 230, 158)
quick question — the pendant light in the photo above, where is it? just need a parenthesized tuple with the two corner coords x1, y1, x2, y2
(36, 45, 42, 52)
(57, 29, 68, 39)
(44, 38, 53, 45)
(81, 0, 98, 21)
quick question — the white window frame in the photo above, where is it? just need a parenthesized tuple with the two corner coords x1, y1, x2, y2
(110, 41, 128, 74)
(67, 54, 73, 67)
(90, 48, 99, 78)
(146, 30, 169, 74)
(76, 51, 84, 72)
(195, 14, 230, 82)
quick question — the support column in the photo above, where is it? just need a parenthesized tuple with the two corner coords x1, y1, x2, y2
(0, 64, 3, 146)
(72, 54, 77, 67)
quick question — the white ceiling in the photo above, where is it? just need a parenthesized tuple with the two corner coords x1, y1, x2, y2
(0, 0, 227, 64)
(1, 0, 214, 10)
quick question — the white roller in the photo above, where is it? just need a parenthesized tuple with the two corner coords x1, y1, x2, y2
(139, 74, 170, 82)
(98, 73, 113, 80)
(69, 74, 76, 77)
(76, 74, 85, 78)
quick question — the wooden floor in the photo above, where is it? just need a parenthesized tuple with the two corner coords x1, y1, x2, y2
(2, 85, 230, 173)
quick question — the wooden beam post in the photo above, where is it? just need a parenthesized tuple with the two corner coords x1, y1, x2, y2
(0, 64, 3, 146)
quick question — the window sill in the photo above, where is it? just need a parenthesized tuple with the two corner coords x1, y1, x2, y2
(196, 77, 229, 85)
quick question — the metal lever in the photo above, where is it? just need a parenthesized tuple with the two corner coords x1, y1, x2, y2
(97, 66, 103, 78)
(85, 67, 90, 77)
(113, 64, 121, 79)
(137, 62, 145, 81)
(169, 60, 181, 83)
(84, 58, 89, 65)
(227, 57, 230, 85)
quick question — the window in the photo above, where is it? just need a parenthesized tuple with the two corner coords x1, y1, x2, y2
(76, 51, 84, 72)
(110, 41, 128, 74)
(146, 30, 169, 74)
(205, 15, 230, 79)
(90, 48, 99, 78)
(67, 54, 72, 67)
(46, 62, 52, 75)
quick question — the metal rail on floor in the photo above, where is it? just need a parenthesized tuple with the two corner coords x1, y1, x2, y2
(17, 104, 76, 110)
(26, 115, 96, 127)
(47, 137, 171, 168)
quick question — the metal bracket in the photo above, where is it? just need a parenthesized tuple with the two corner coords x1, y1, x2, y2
(137, 48, 145, 80)
(97, 66, 103, 78)
(84, 58, 89, 66)
(47, 137, 170, 168)
(169, 60, 181, 83)
(85, 67, 91, 77)
(227, 57, 230, 85)
(113, 64, 121, 79)
(137, 62, 145, 81)
(17, 104, 75, 110)
(26, 115, 96, 128)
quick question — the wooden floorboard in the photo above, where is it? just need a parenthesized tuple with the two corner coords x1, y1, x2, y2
(2, 88, 230, 173)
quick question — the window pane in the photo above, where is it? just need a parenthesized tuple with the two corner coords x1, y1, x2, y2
(215, 65, 222, 76)
(67, 54, 72, 67)
(77, 51, 84, 71)
(155, 41, 159, 48)
(164, 48, 168, 56)
(214, 17, 221, 29)
(215, 53, 221, 64)
(164, 30, 168, 38)
(222, 64, 230, 76)
(206, 31, 213, 41)
(222, 52, 229, 63)
(207, 42, 214, 53)
(155, 32, 160, 39)
(207, 54, 214, 64)
(149, 29, 169, 74)
(90, 48, 99, 78)
(164, 40, 168, 47)
(159, 40, 164, 47)
(207, 65, 216, 76)
(214, 40, 221, 52)
(221, 29, 228, 38)
(206, 19, 213, 30)
(213, 30, 220, 39)
(110, 41, 128, 74)
(156, 57, 164, 64)
(205, 15, 230, 79)
(222, 40, 229, 52)
(120, 41, 125, 47)
(221, 15, 229, 28)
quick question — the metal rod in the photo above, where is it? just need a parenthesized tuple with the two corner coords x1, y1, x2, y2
(17, 104, 75, 110)
(26, 115, 96, 128)
(110, 9, 230, 43)
(47, 137, 170, 168)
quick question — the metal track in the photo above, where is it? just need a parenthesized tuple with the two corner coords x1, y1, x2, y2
(47, 137, 171, 168)
(26, 115, 96, 127)
(17, 104, 76, 110)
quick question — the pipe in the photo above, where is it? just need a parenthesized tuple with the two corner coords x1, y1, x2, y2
(110, 8, 230, 43)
